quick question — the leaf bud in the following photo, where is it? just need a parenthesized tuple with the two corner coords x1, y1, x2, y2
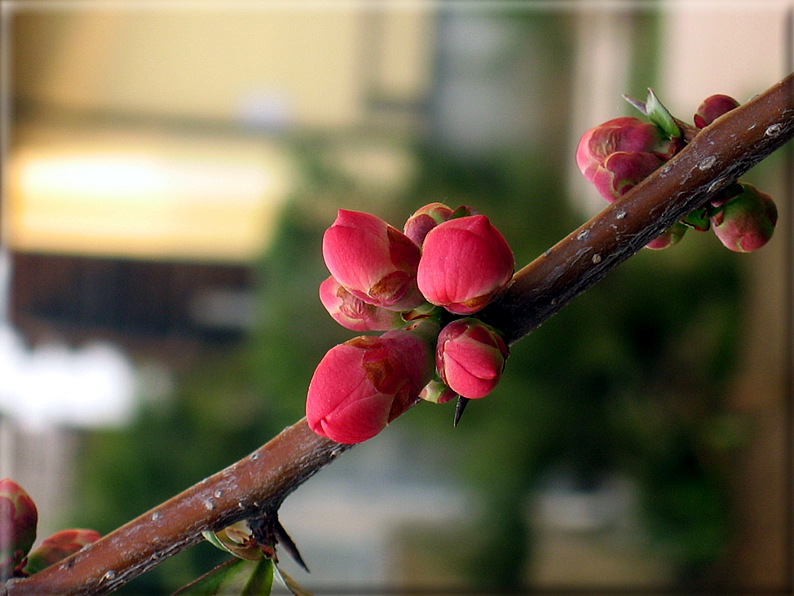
(418, 379, 457, 404)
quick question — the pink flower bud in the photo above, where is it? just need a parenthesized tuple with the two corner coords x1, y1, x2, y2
(319, 276, 405, 332)
(710, 183, 778, 252)
(576, 117, 669, 183)
(436, 318, 508, 400)
(645, 222, 688, 250)
(694, 95, 740, 129)
(591, 151, 664, 203)
(322, 210, 425, 311)
(23, 529, 101, 575)
(403, 202, 454, 246)
(0, 478, 38, 580)
(307, 329, 435, 443)
(417, 215, 514, 315)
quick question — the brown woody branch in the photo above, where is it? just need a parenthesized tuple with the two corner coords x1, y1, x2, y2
(6, 72, 794, 596)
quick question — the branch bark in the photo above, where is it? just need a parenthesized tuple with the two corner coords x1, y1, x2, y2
(6, 72, 794, 596)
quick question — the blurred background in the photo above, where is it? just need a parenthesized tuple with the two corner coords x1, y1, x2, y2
(1, 1, 791, 594)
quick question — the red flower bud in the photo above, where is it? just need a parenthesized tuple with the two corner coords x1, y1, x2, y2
(710, 183, 778, 252)
(645, 222, 688, 250)
(576, 117, 669, 183)
(322, 210, 424, 311)
(694, 94, 740, 129)
(417, 215, 514, 315)
(0, 478, 38, 580)
(436, 318, 508, 400)
(319, 276, 405, 332)
(403, 202, 454, 247)
(23, 528, 101, 575)
(307, 329, 435, 443)
(591, 151, 664, 203)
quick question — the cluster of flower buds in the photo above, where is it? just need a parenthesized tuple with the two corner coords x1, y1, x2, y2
(576, 91, 777, 252)
(307, 203, 514, 443)
(0, 477, 100, 581)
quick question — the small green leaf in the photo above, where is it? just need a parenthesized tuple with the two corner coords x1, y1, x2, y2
(273, 564, 314, 596)
(682, 207, 710, 231)
(173, 558, 273, 596)
(645, 88, 680, 138)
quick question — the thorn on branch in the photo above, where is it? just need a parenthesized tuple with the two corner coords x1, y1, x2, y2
(273, 518, 310, 574)
(454, 396, 470, 427)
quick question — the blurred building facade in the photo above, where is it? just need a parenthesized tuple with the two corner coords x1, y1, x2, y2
(1, 2, 791, 593)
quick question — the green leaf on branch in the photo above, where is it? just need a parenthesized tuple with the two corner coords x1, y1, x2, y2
(172, 557, 274, 596)
(645, 88, 681, 138)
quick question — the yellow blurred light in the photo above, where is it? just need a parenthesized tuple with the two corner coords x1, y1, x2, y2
(7, 129, 293, 263)
(18, 155, 168, 200)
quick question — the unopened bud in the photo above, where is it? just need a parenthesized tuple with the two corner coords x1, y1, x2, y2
(694, 94, 740, 129)
(23, 529, 101, 575)
(436, 318, 508, 400)
(322, 210, 424, 311)
(403, 202, 454, 247)
(576, 117, 670, 183)
(645, 222, 688, 250)
(417, 215, 514, 315)
(710, 183, 777, 252)
(0, 478, 38, 580)
(419, 379, 457, 404)
(591, 151, 664, 203)
(307, 328, 435, 444)
(319, 276, 405, 331)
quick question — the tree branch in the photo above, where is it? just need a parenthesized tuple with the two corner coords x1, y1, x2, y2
(6, 72, 794, 596)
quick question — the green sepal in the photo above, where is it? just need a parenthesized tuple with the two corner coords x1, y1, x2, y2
(402, 302, 442, 323)
(645, 89, 681, 139)
(173, 557, 274, 596)
(273, 563, 314, 596)
(449, 205, 476, 220)
(682, 207, 710, 231)
(202, 527, 262, 561)
(203, 531, 234, 554)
